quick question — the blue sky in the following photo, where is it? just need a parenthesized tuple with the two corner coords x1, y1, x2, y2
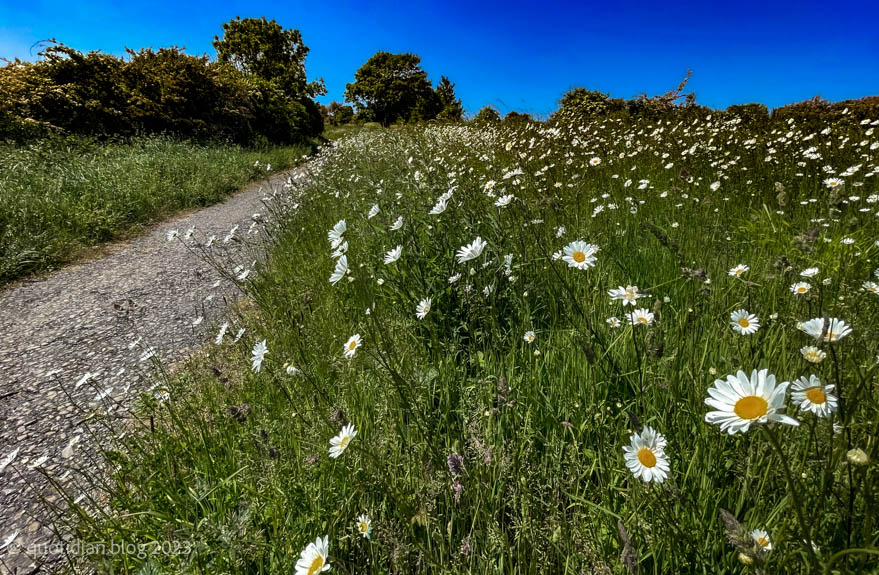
(1, 0, 877, 116)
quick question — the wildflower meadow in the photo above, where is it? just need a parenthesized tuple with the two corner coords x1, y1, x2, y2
(62, 111, 879, 573)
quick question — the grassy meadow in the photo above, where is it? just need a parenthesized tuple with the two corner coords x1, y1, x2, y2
(0, 137, 310, 284)
(67, 114, 879, 574)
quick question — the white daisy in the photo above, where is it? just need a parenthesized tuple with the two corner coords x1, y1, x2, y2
(456, 237, 487, 263)
(523, 330, 536, 343)
(295, 535, 330, 575)
(495, 194, 515, 207)
(448, 273, 461, 284)
(751, 529, 773, 551)
(704, 369, 799, 434)
(344, 334, 361, 358)
(384, 246, 402, 265)
(251, 340, 268, 373)
(561, 241, 599, 270)
(330, 255, 348, 285)
(791, 375, 838, 417)
(729, 264, 749, 277)
(622, 426, 670, 483)
(328, 220, 347, 244)
(329, 423, 357, 458)
(800, 345, 826, 363)
(390, 216, 403, 231)
(627, 308, 654, 326)
(368, 204, 380, 219)
(863, 281, 879, 295)
(790, 282, 811, 295)
(356, 514, 372, 539)
(608, 285, 641, 307)
(730, 309, 760, 335)
(606, 317, 621, 328)
(416, 297, 431, 320)
(798, 317, 852, 342)
(800, 267, 819, 278)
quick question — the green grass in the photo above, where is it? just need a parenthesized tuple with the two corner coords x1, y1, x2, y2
(0, 136, 311, 283)
(66, 116, 879, 574)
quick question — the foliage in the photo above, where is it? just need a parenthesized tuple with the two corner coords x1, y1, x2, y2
(725, 103, 770, 125)
(344, 52, 449, 126)
(435, 76, 464, 122)
(472, 105, 501, 124)
(0, 137, 309, 283)
(68, 112, 879, 573)
(0, 17, 325, 144)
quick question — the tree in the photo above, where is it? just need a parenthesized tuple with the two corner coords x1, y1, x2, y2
(326, 100, 354, 126)
(213, 16, 324, 98)
(213, 17, 324, 141)
(435, 76, 464, 121)
(344, 52, 437, 126)
(472, 105, 501, 124)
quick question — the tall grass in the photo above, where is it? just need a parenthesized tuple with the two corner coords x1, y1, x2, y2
(61, 116, 879, 574)
(0, 136, 310, 283)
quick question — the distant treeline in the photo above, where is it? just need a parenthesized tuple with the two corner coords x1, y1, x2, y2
(2, 22, 877, 143)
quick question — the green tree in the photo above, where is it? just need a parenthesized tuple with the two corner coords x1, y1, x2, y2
(213, 16, 324, 141)
(344, 52, 437, 126)
(435, 76, 464, 121)
(213, 16, 324, 98)
(472, 105, 501, 124)
(326, 100, 355, 126)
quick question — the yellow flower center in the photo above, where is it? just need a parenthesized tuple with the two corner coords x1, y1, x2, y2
(756, 537, 770, 548)
(637, 316, 648, 324)
(339, 435, 350, 449)
(572, 251, 586, 263)
(637, 448, 657, 468)
(348, 341, 357, 350)
(797, 287, 807, 293)
(827, 331, 838, 341)
(624, 293, 635, 300)
(805, 388, 826, 404)
(307, 555, 324, 575)
(738, 318, 750, 328)
(359, 522, 368, 533)
(734, 395, 769, 420)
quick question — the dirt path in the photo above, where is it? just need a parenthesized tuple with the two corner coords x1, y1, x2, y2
(0, 168, 303, 574)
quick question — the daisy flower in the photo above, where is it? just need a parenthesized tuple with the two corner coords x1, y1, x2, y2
(390, 216, 403, 231)
(562, 241, 599, 270)
(800, 267, 819, 278)
(704, 369, 799, 434)
(589, 156, 601, 166)
(824, 177, 844, 189)
(368, 204, 380, 219)
(251, 340, 268, 373)
(343, 334, 361, 358)
(730, 309, 760, 335)
(384, 246, 402, 265)
(729, 264, 749, 277)
(356, 514, 372, 539)
(329, 423, 357, 458)
(330, 255, 348, 285)
(863, 281, 879, 295)
(448, 273, 461, 284)
(622, 426, 670, 483)
(495, 194, 515, 207)
(790, 282, 811, 295)
(791, 375, 838, 417)
(608, 285, 641, 306)
(606, 317, 621, 328)
(415, 297, 431, 320)
(800, 345, 827, 363)
(751, 529, 773, 551)
(798, 317, 852, 342)
(627, 308, 654, 326)
(295, 535, 330, 575)
(328, 220, 347, 244)
(523, 330, 536, 343)
(456, 237, 487, 263)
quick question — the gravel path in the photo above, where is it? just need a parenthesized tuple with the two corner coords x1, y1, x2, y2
(0, 168, 303, 574)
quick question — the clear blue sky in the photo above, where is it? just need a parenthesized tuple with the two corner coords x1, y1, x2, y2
(1, 0, 877, 116)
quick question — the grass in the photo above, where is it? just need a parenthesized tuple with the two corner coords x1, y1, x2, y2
(60, 115, 879, 574)
(0, 136, 311, 284)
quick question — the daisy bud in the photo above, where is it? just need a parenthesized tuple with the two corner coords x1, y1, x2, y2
(737, 552, 754, 565)
(847, 448, 870, 466)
